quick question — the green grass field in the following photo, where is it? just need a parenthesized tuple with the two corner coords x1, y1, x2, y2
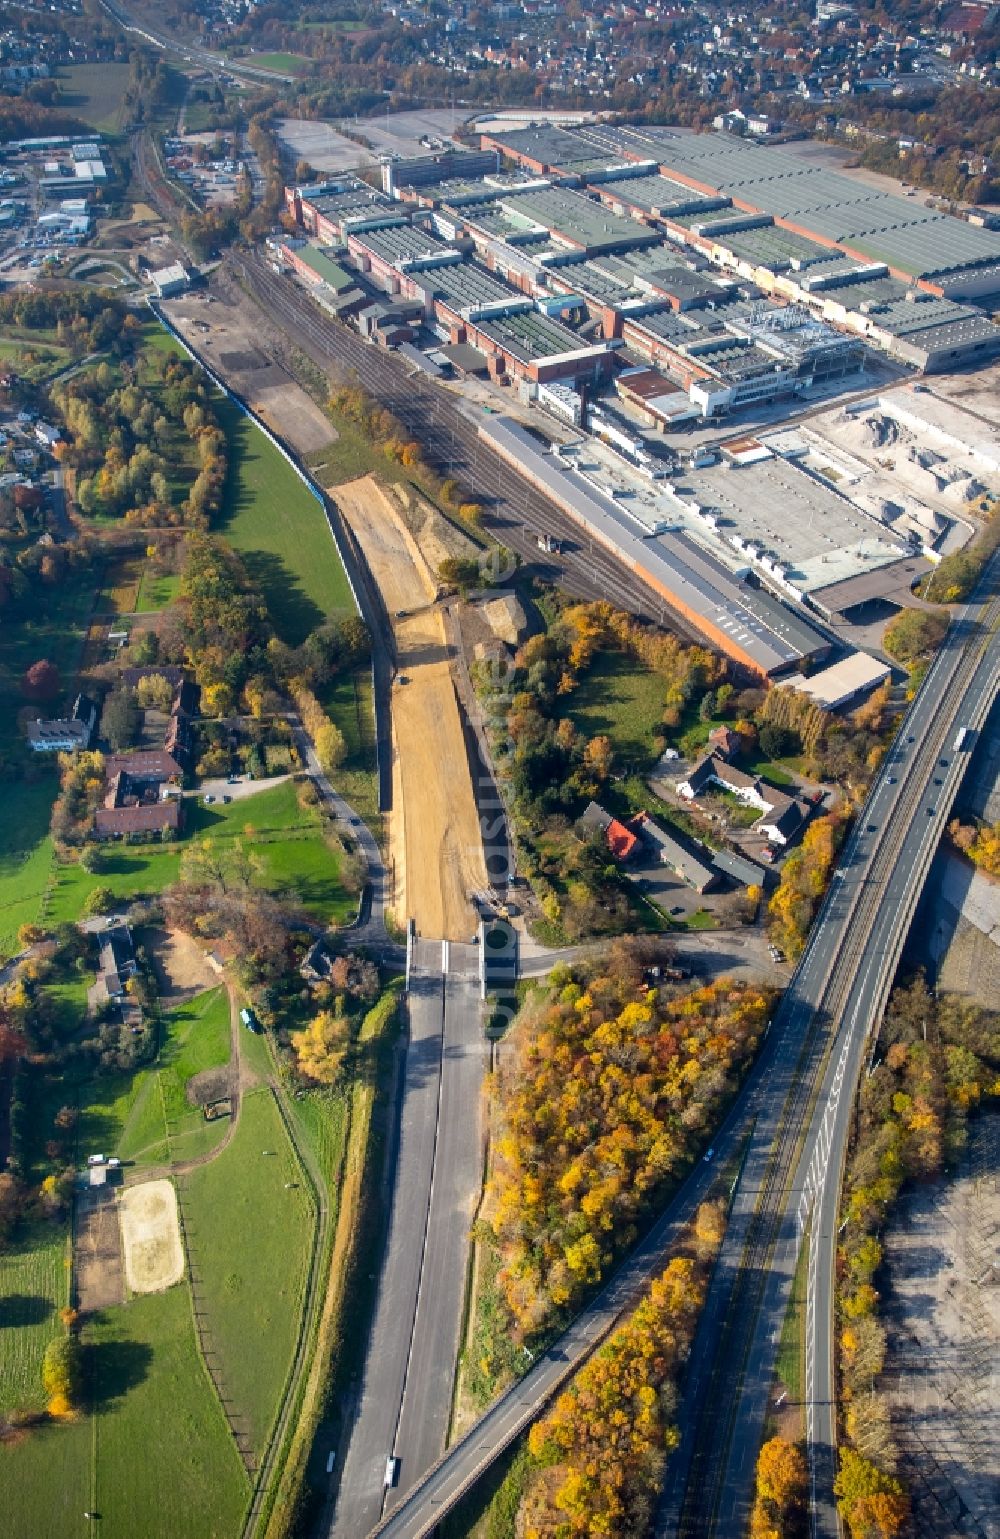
(0, 780, 58, 960)
(115, 987, 233, 1168)
(87, 1288, 249, 1538)
(135, 570, 180, 612)
(214, 393, 355, 646)
(0, 335, 71, 383)
(322, 667, 379, 828)
(46, 780, 354, 930)
(298, 17, 365, 29)
(179, 1088, 315, 1456)
(0, 1286, 249, 1539)
(242, 49, 310, 72)
(568, 649, 665, 769)
(0, 1223, 70, 1413)
(56, 62, 132, 135)
(775, 1230, 808, 1425)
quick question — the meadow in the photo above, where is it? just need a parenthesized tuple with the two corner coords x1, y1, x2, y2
(0, 1222, 70, 1412)
(240, 50, 311, 73)
(56, 63, 132, 135)
(215, 393, 356, 646)
(0, 1287, 249, 1539)
(179, 1088, 315, 1457)
(568, 647, 666, 768)
(114, 986, 234, 1169)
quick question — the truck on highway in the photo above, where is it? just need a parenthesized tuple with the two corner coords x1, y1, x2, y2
(953, 726, 975, 752)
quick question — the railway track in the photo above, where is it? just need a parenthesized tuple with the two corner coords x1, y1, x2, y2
(669, 582, 1000, 1536)
(231, 255, 722, 648)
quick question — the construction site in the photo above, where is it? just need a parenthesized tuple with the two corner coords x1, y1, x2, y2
(332, 476, 488, 942)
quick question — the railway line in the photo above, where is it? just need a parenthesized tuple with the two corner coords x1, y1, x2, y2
(663, 570, 1000, 1538)
(232, 255, 719, 645)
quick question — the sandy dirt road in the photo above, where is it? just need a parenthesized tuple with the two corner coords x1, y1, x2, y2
(333, 476, 487, 941)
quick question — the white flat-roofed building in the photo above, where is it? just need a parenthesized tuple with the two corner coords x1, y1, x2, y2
(786, 651, 890, 709)
(150, 262, 191, 298)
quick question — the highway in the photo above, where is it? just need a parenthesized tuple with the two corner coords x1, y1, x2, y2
(98, 0, 297, 81)
(364, 570, 999, 1539)
(658, 565, 1000, 1538)
(802, 581, 1000, 1538)
(329, 941, 485, 1539)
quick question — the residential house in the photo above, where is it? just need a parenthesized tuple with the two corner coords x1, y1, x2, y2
(89, 922, 143, 1028)
(707, 725, 742, 759)
(27, 693, 97, 753)
(677, 753, 810, 845)
(580, 800, 640, 860)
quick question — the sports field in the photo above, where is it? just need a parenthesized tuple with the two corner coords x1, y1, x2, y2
(215, 393, 355, 645)
(241, 50, 310, 73)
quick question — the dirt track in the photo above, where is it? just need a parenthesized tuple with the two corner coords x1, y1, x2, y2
(333, 476, 487, 941)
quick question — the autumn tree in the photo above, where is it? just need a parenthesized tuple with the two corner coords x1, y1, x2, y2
(437, 556, 481, 593)
(314, 721, 347, 776)
(42, 1333, 81, 1418)
(524, 1256, 708, 1535)
(484, 964, 771, 1335)
(750, 1437, 807, 1539)
(291, 1008, 350, 1084)
(882, 608, 947, 668)
(22, 658, 60, 701)
(768, 812, 846, 958)
(834, 1450, 909, 1539)
(135, 673, 175, 712)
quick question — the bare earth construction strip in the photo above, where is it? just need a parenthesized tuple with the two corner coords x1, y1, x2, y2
(333, 475, 487, 941)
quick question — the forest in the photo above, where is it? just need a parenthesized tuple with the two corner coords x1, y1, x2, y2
(479, 944, 772, 1349)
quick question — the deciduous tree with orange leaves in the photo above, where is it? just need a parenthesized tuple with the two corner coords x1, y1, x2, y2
(522, 1254, 711, 1537)
(481, 952, 771, 1340)
(750, 1436, 807, 1539)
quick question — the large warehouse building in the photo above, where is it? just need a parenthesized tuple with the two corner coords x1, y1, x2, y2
(479, 415, 832, 677)
(478, 124, 1000, 370)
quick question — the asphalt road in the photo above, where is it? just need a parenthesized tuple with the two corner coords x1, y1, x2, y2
(658, 567, 1000, 1539)
(331, 944, 446, 1539)
(365, 572, 1000, 1539)
(803, 586, 1000, 1538)
(329, 940, 485, 1537)
(386, 944, 486, 1510)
